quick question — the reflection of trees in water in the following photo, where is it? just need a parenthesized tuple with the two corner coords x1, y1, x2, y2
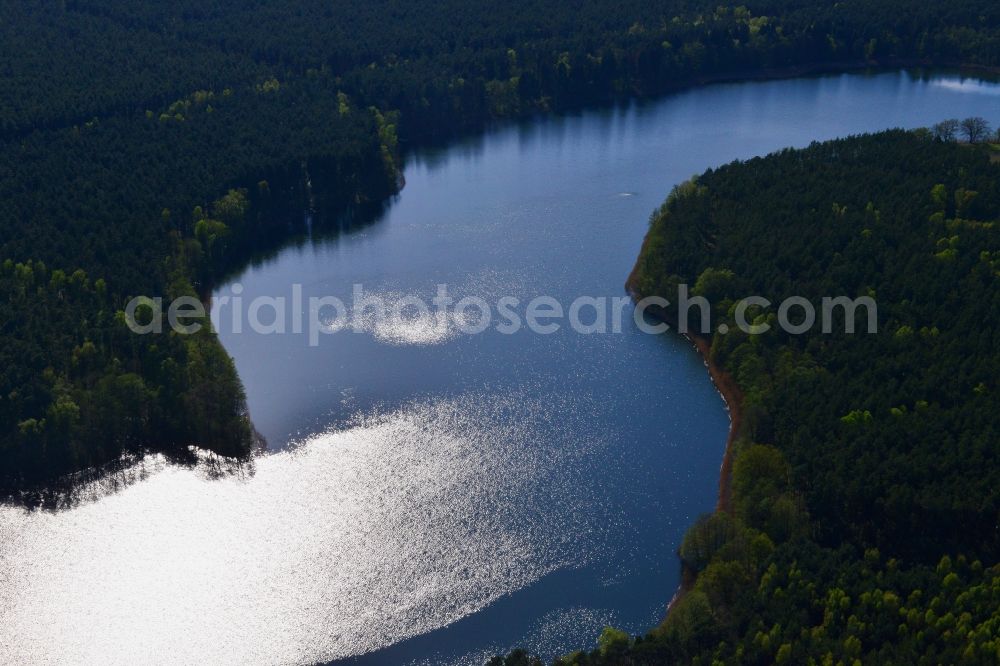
(1, 448, 258, 512)
(210, 190, 397, 290)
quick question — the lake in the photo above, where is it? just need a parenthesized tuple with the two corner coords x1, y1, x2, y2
(2, 69, 998, 665)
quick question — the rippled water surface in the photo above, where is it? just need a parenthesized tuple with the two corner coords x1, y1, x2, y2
(3, 70, 999, 665)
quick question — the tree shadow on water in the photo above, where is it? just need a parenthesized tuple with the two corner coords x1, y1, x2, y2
(0, 446, 260, 512)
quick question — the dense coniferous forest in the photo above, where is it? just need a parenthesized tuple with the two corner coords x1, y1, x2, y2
(2, 0, 1000, 662)
(0, 0, 997, 518)
(526, 130, 1000, 664)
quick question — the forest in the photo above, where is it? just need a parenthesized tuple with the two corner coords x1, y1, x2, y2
(1, 1, 999, 487)
(514, 130, 1000, 664)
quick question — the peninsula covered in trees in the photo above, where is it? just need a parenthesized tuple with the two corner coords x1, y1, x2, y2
(496, 130, 1000, 664)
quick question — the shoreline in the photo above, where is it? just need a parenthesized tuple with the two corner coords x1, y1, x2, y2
(625, 240, 743, 514)
(661, 327, 742, 615)
(402, 58, 1000, 157)
(666, 57, 1000, 92)
(625, 240, 744, 616)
